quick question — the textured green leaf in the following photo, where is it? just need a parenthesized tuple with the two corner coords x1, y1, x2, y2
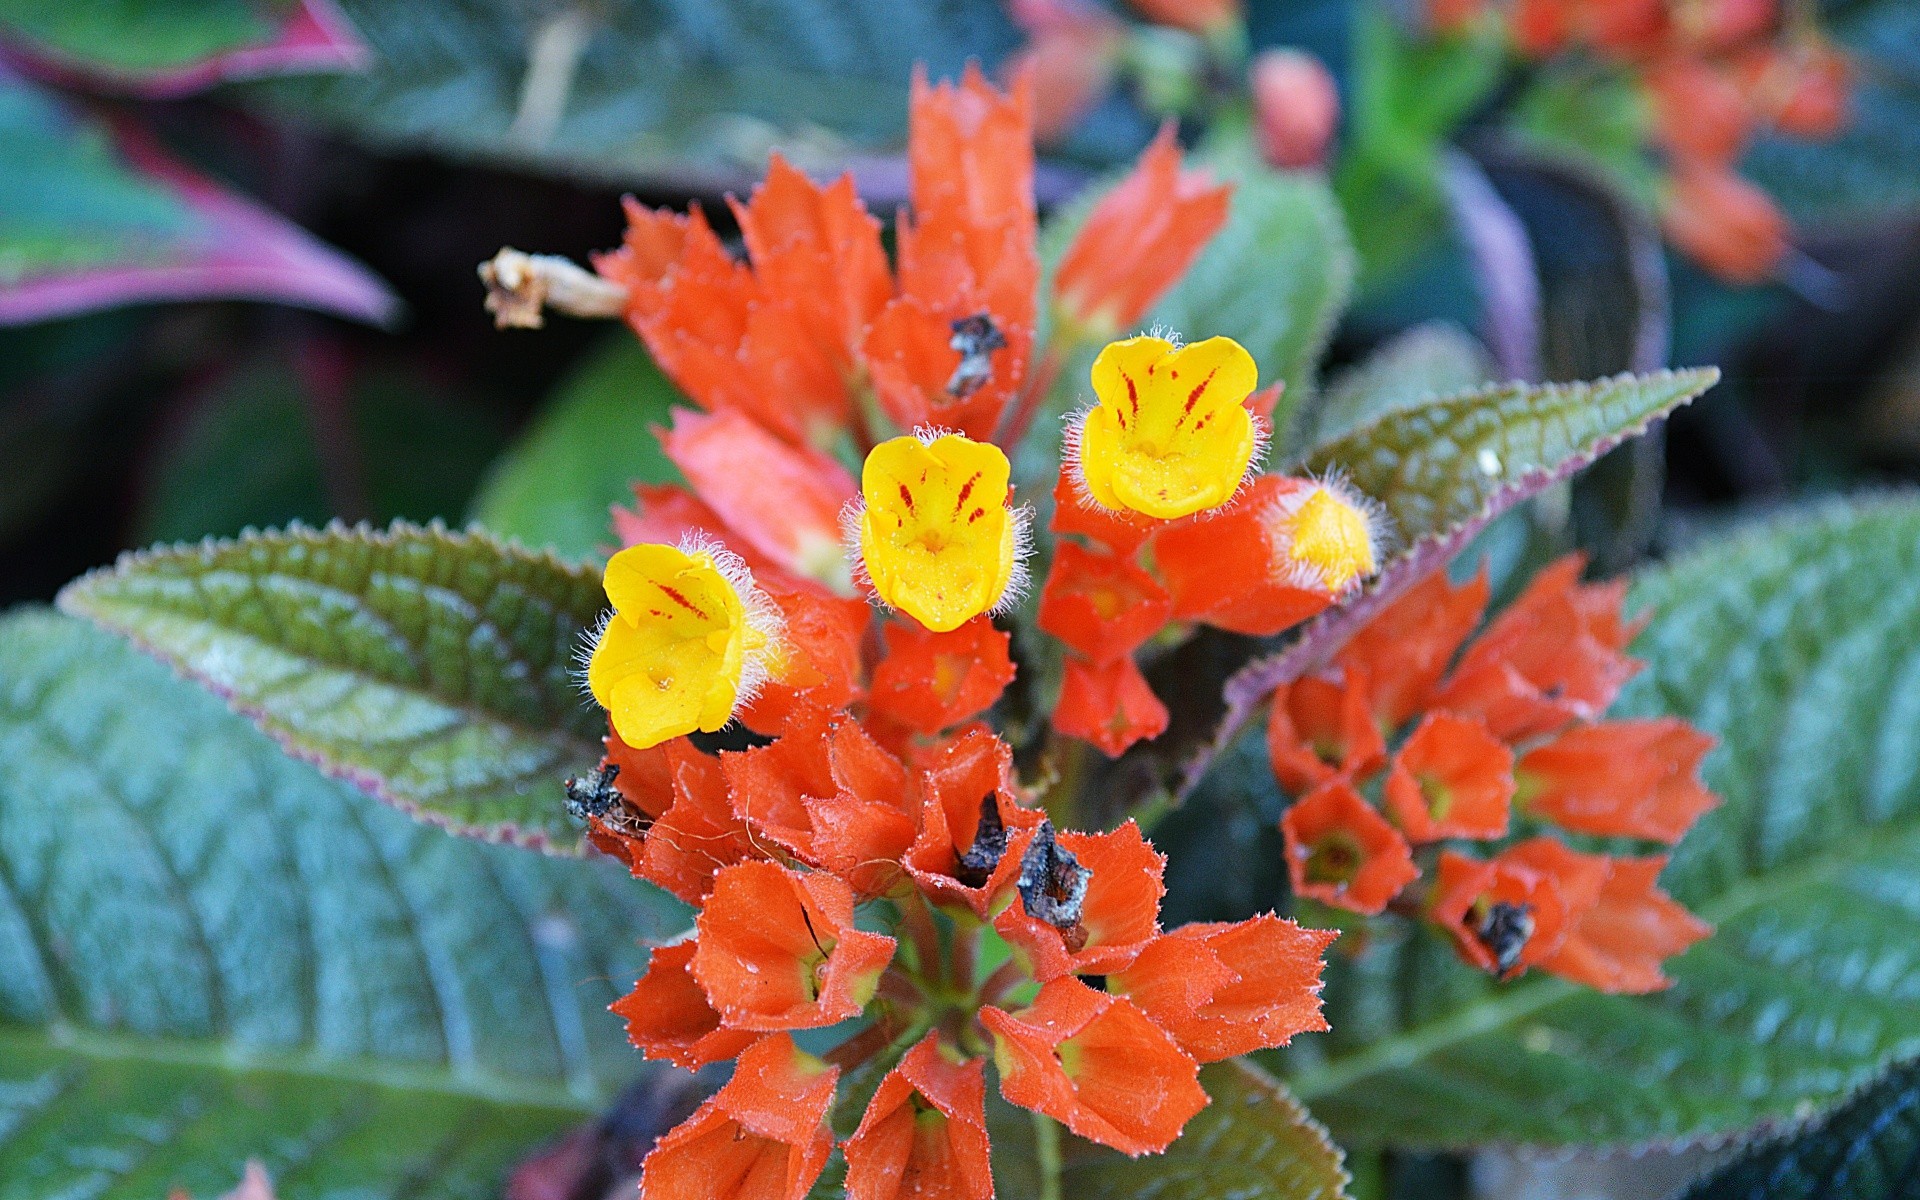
(1278, 497, 1920, 1149)
(469, 336, 682, 562)
(0, 608, 682, 1199)
(1304, 368, 1716, 548)
(57, 521, 608, 850)
(1062, 1061, 1351, 1200)
(253, 0, 1016, 188)
(1150, 149, 1356, 436)
(1745, 0, 1920, 224)
(1302, 321, 1492, 451)
(1676, 1056, 1920, 1199)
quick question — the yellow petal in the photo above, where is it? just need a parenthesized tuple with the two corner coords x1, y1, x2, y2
(1079, 335, 1260, 520)
(858, 433, 1019, 632)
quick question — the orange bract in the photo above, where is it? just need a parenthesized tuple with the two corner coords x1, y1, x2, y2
(1335, 565, 1488, 731)
(983, 977, 1208, 1156)
(1054, 126, 1232, 337)
(1121, 916, 1335, 1062)
(1053, 654, 1170, 758)
(869, 618, 1018, 736)
(1660, 161, 1789, 285)
(693, 862, 896, 1029)
(1267, 669, 1387, 795)
(844, 1035, 994, 1200)
(1384, 712, 1515, 842)
(613, 940, 757, 1071)
(1518, 718, 1718, 842)
(1151, 476, 1345, 635)
(1536, 855, 1711, 993)
(904, 728, 1045, 916)
(1037, 541, 1173, 663)
(1281, 780, 1418, 915)
(639, 1033, 838, 1200)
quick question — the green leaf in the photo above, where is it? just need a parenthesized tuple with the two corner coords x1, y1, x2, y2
(0, 608, 683, 1198)
(1676, 1056, 1920, 1199)
(0, 0, 290, 76)
(1062, 1061, 1352, 1200)
(1301, 321, 1493, 451)
(1280, 497, 1920, 1149)
(138, 356, 507, 545)
(251, 0, 1017, 188)
(469, 335, 683, 562)
(1149, 149, 1356, 436)
(1745, 0, 1920, 224)
(1303, 368, 1717, 546)
(57, 521, 609, 850)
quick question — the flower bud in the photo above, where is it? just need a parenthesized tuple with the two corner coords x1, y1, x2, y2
(1250, 49, 1340, 170)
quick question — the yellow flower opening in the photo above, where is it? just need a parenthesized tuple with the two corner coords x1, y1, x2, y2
(856, 432, 1025, 633)
(1075, 334, 1261, 520)
(1271, 481, 1378, 595)
(587, 541, 784, 750)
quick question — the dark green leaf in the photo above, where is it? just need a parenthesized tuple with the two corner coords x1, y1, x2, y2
(469, 335, 682, 562)
(0, 608, 683, 1198)
(1061, 1060, 1352, 1200)
(1280, 497, 1920, 1148)
(0, 0, 282, 75)
(1676, 1057, 1920, 1199)
(252, 0, 1017, 188)
(57, 521, 609, 850)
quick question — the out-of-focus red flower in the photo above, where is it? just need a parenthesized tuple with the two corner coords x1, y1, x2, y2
(1267, 669, 1387, 794)
(1433, 555, 1642, 742)
(1738, 39, 1852, 138)
(1250, 49, 1341, 170)
(1054, 654, 1171, 757)
(844, 1034, 993, 1200)
(1281, 780, 1418, 914)
(1517, 719, 1718, 843)
(1531, 853, 1712, 993)
(1647, 56, 1753, 165)
(1335, 565, 1489, 731)
(1117, 916, 1335, 1061)
(869, 618, 1017, 736)
(1660, 161, 1790, 284)
(1038, 541, 1173, 663)
(982, 977, 1207, 1156)
(693, 862, 895, 1029)
(1383, 712, 1515, 842)
(864, 65, 1037, 440)
(1427, 0, 1488, 33)
(1124, 0, 1240, 36)
(613, 940, 758, 1070)
(1429, 843, 1595, 979)
(1674, 0, 1778, 54)
(658, 407, 856, 592)
(1053, 125, 1233, 339)
(1006, 0, 1126, 144)
(639, 1033, 837, 1200)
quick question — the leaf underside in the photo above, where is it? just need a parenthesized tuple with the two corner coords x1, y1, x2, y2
(57, 521, 610, 850)
(1274, 497, 1920, 1150)
(0, 609, 683, 1199)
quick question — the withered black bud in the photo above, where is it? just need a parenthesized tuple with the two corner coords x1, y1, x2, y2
(954, 793, 1008, 887)
(1474, 901, 1536, 976)
(1018, 820, 1092, 951)
(946, 312, 1007, 398)
(565, 763, 650, 837)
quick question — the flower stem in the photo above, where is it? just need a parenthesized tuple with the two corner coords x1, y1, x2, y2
(1034, 1110, 1063, 1200)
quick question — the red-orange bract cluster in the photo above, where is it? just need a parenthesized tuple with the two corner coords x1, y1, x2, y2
(1430, 0, 1851, 284)
(1271, 557, 1716, 993)
(592, 720, 1334, 1198)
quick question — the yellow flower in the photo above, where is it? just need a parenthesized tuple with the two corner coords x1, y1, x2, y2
(1074, 334, 1261, 519)
(1270, 478, 1378, 594)
(587, 541, 784, 750)
(855, 432, 1027, 633)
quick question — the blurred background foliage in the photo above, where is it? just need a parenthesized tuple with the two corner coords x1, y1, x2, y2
(6, 2, 1920, 1197)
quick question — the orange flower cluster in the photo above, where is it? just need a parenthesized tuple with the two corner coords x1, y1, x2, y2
(1431, 0, 1851, 283)
(586, 719, 1334, 1197)
(1270, 558, 1716, 993)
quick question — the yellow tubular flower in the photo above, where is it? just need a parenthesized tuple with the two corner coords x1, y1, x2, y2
(587, 541, 783, 750)
(1075, 334, 1261, 519)
(856, 432, 1025, 633)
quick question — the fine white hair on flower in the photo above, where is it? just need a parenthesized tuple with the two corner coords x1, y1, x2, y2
(907, 424, 963, 447)
(838, 498, 877, 602)
(676, 533, 787, 705)
(1142, 323, 1184, 348)
(990, 503, 1038, 617)
(1257, 471, 1391, 594)
(1059, 405, 1271, 513)
(572, 607, 616, 704)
